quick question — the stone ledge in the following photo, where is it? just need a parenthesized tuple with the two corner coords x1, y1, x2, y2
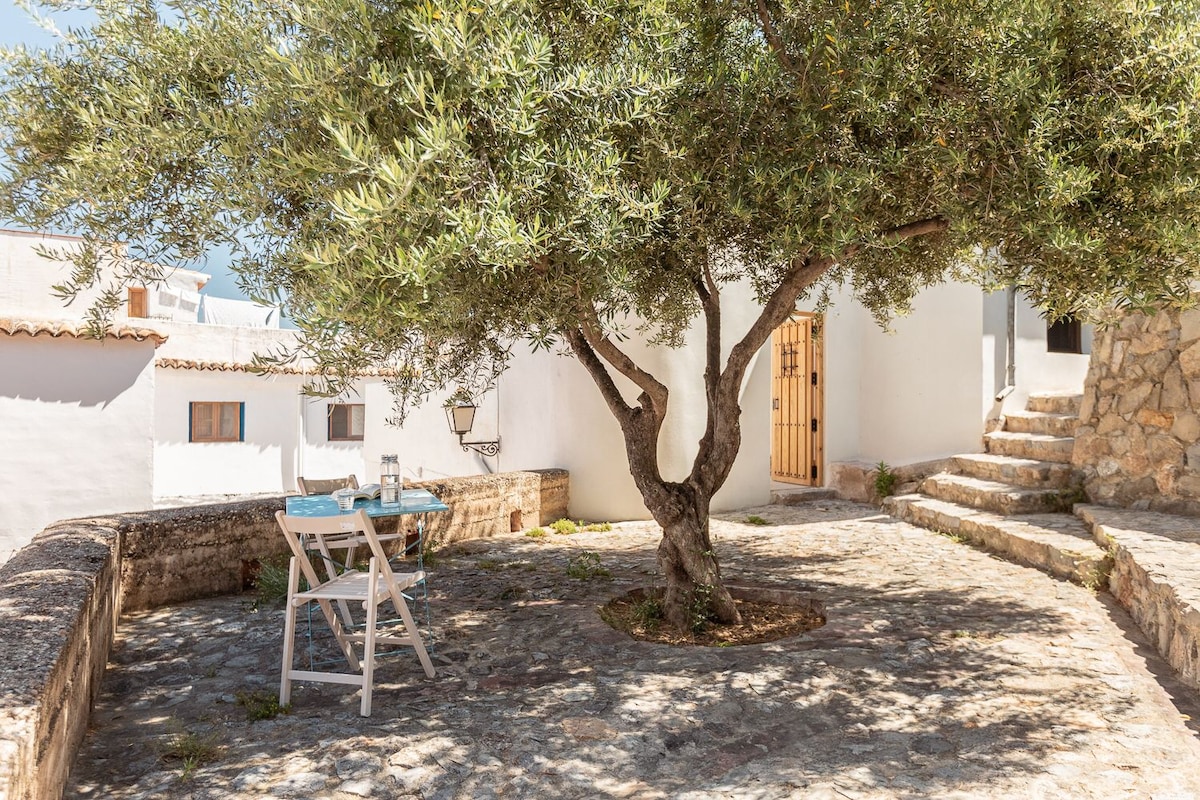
(0, 469, 568, 800)
(828, 459, 948, 504)
(884, 494, 1108, 586)
(921, 473, 1068, 515)
(1075, 504, 1200, 693)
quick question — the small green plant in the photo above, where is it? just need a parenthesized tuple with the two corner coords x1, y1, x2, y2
(525, 527, 548, 538)
(161, 730, 223, 779)
(253, 555, 299, 607)
(236, 691, 290, 721)
(873, 461, 898, 499)
(549, 518, 579, 535)
(687, 583, 716, 633)
(581, 521, 613, 532)
(566, 551, 612, 580)
(630, 596, 664, 630)
(745, 515, 769, 526)
(477, 558, 503, 571)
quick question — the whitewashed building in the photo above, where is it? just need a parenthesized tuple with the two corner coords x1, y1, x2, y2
(0, 228, 1092, 559)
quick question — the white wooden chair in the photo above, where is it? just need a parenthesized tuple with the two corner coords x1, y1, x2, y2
(296, 474, 358, 496)
(276, 509, 435, 716)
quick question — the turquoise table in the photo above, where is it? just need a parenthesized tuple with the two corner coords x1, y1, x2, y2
(285, 488, 449, 518)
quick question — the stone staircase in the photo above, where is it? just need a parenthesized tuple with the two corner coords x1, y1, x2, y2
(879, 392, 1200, 698)
(884, 392, 1111, 586)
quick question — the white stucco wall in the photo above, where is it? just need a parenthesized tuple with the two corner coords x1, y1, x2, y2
(820, 281, 986, 468)
(0, 335, 156, 560)
(154, 369, 304, 497)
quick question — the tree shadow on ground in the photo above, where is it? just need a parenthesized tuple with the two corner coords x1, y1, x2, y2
(67, 506, 1200, 799)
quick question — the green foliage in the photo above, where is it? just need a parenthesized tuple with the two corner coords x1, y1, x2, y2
(631, 596, 664, 630)
(236, 691, 290, 721)
(160, 730, 223, 779)
(549, 519, 579, 535)
(873, 461, 898, 499)
(525, 527, 548, 538)
(687, 583, 715, 633)
(252, 555, 294, 607)
(745, 515, 769, 526)
(581, 521, 613, 532)
(566, 551, 612, 580)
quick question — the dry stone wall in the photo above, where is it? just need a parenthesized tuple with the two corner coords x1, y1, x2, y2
(1073, 308, 1200, 514)
(0, 469, 567, 800)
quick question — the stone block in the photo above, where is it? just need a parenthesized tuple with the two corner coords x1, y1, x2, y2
(1136, 409, 1174, 430)
(1171, 412, 1200, 443)
(1187, 444, 1200, 472)
(1181, 308, 1200, 343)
(1180, 341, 1200, 379)
(1118, 382, 1154, 416)
(1162, 366, 1188, 411)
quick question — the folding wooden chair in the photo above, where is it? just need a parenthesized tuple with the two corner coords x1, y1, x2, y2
(296, 474, 358, 496)
(276, 509, 435, 716)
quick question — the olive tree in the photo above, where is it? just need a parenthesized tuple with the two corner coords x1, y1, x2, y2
(5, 0, 1200, 631)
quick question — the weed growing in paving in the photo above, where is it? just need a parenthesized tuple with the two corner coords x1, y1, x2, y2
(566, 551, 612, 580)
(236, 691, 290, 721)
(745, 515, 769, 526)
(525, 527, 548, 538)
(550, 519, 579, 535)
(496, 585, 528, 601)
(477, 558, 502, 570)
(161, 730, 223, 780)
(873, 461, 898, 499)
(581, 521, 613, 532)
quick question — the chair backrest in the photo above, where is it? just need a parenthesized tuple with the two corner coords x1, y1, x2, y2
(296, 474, 359, 496)
(275, 509, 396, 588)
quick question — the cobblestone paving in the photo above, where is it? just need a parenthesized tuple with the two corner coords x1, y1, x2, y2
(68, 501, 1200, 799)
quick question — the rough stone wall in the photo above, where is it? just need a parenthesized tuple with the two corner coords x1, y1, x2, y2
(828, 459, 949, 504)
(0, 520, 121, 800)
(1073, 308, 1200, 514)
(0, 468, 567, 800)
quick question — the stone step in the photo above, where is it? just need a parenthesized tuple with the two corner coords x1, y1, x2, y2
(883, 494, 1109, 586)
(1027, 392, 1083, 416)
(770, 486, 838, 505)
(1003, 410, 1078, 438)
(984, 431, 1075, 464)
(1075, 504, 1200, 694)
(951, 453, 1079, 490)
(921, 473, 1070, 515)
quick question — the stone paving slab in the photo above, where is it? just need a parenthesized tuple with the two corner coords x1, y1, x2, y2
(920, 473, 1065, 515)
(950, 453, 1077, 490)
(67, 502, 1200, 799)
(884, 495, 1108, 585)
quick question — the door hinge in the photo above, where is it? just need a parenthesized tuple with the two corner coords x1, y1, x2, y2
(811, 464, 818, 480)
(772, 398, 780, 410)
(811, 418, 818, 432)
(811, 371, 818, 386)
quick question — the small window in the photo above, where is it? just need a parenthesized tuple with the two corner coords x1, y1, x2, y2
(328, 403, 365, 441)
(128, 287, 148, 318)
(1047, 316, 1082, 354)
(190, 402, 244, 442)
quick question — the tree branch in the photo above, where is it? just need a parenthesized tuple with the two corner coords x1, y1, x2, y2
(564, 327, 636, 422)
(578, 309, 670, 419)
(754, 0, 796, 73)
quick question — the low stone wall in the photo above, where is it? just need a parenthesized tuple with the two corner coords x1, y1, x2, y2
(827, 459, 948, 504)
(0, 469, 567, 800)
(1074, 307, 1200, 514)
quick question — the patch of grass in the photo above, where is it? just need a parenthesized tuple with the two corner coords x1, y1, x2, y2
(566, 551, 612, 580)
(161, 730, 223, 779)
(937, 528, 968, 545)
(252, 555, 293, 607)
(477, 558, 503, 571)
(630, 596, 663, 630)
(873, 461, 898, 499)
(744, 515, 769, 526)
(525, 527, 548, 538)
(236, 691, 290, 721)
(549, 518, 579, 535)
(496, 585, 528, 601)
(581, 521, 613, 532)
(1082, 550, 1115, 592)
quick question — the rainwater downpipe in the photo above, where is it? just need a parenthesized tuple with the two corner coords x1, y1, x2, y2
(995, 285, 1017, 402)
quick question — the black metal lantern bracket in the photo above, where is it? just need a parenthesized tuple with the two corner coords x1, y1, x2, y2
(445, 402, 501, 457)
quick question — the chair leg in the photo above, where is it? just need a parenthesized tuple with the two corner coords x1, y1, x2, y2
(361, 560, 379, 717)
(389, 585, 436, 678)
(280, 557, 299, 708)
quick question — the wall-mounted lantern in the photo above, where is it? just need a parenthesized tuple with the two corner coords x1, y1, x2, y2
(445, 399, 500, 457)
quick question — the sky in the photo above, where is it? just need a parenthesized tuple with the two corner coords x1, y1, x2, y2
(0, 2, 250, 301)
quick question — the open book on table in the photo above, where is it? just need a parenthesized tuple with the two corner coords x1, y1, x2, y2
(337, 483, 381, 501)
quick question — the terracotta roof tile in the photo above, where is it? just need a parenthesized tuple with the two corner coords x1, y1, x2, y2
(155, 358, 400, 378)
(0, 317, 168, 346)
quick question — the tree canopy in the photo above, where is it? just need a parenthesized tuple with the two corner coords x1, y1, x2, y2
(6, 0, 1200, 629)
